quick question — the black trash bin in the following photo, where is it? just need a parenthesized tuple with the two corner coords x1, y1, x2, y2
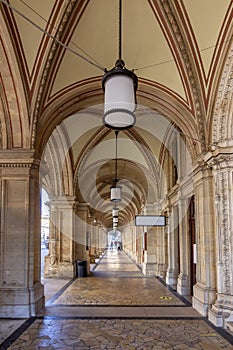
(76, 260, 87, 277)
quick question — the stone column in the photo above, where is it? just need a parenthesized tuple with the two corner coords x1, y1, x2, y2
(192, 161, 217, 317)
(135, 226, 143, 264)
(142, 204, 157, 276)
(44, 196, 75, 278)
(207, 152, 233, 327)
(97, 224, 106, 254)
(166, 206, 179, 289)
(177, 197, 191, 295)
(156, 225, 167, 278)
(74, 203, 90, 273)
(89, 218, 97, 257)
(0, 151, 44, 317)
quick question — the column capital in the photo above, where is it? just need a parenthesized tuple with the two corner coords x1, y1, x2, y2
(0, 150, 40, 168)
(49, 196, 76, 209)
(203, 145, 233, 170)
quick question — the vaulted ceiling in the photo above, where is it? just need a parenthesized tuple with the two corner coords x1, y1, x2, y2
(0, 0, 232, 228)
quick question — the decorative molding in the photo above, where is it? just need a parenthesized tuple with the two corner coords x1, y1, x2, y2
(212, 45, 233, 144)
(0, 119, 2, 148)
(208, 153, 233, 295)
(0, 163, 34, 168)
(0, 150, 40, 168)
(32, 0, 79, 147)
(214, 168, 232, 294)
(159, 0, 206, 151)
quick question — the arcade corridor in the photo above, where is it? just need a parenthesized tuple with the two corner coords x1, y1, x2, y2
(1, 250, 233, 349)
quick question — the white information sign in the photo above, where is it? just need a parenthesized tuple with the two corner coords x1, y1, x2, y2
(135, 215, 166, 227)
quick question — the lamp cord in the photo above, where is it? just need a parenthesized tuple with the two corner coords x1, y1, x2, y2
(0, 0, 106, 72)
(119, 0, 122, 60)
(18, 0, 104, 71)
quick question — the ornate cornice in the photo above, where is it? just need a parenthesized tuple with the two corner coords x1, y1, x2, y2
(0, 150, 40, 168)
(204, 145, 233, 170)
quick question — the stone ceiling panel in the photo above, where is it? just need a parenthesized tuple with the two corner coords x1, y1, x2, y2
(11, 0, 56, 73)
(183, 0, 231, 74)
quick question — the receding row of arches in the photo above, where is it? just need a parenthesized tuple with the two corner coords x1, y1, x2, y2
(0, 2, 232, 329)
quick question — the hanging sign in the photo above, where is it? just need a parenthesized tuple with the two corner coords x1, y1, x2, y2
(135, 215, 166, 227)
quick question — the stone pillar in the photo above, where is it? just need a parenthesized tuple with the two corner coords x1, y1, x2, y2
(0, 151, 44, 317)
(207, 151, 233, 327)
(97, 224, 105, 254)
(135, 226, 143, 265)
(177, 198, 191, 295)
(44, 196, 75, 278)
(156, 225, 167, 278)
(74, 203, 90, 273)
(166, 206, 179, 289)
(192, 161, 217, 317)
(89, 218, 97, 257)
(142, 204, 157, 276)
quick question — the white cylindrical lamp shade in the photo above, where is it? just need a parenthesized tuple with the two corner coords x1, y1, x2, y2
(103, 66, 138, 130)
(112, 207, 119, 217)
(111, 186, 121, 202)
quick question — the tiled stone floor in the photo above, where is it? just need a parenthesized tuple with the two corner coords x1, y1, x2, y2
(5, 318, 232, 350)
(1, 250, 233, 349)
(52, 277, 184, 306)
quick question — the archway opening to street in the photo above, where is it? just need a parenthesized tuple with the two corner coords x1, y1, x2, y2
(108, 229, 122, 250)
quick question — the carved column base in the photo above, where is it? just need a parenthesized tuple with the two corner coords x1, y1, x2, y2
(57, 263, 75, 278)
(166, 269, 178, 290)
(44, 255, 58, 278)
(142, 262, 156, 276)
(192, 282, 217, 317)
(208, 295, 233, 328)
(0, 282, 44, 318)
(177, 273, 191, 296)
(156, 263, 167, 278)
(44, 257, 75, 278)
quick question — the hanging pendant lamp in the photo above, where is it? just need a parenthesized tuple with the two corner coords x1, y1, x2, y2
(112, 207, 119, 217)
(103, 0, 138, 130)
(110, 131, 121, 202)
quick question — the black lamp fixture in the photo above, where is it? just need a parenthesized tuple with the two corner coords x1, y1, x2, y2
(102, 0, 138, 130)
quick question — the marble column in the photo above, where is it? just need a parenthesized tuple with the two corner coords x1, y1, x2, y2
(192, 161, 217, 317)
(141, 204, 157, 276)
(156, 225, 167, 278)
(89, 218, 97, 257)
(166, 206, 179, 289)
(98, 224, 106, 253)
(44, 196, 75, 278)
(207, 151, 233, 327)
(177, 198, 191, 296)
(0, 151, 44, 317)
(74, 203, 90, 273)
